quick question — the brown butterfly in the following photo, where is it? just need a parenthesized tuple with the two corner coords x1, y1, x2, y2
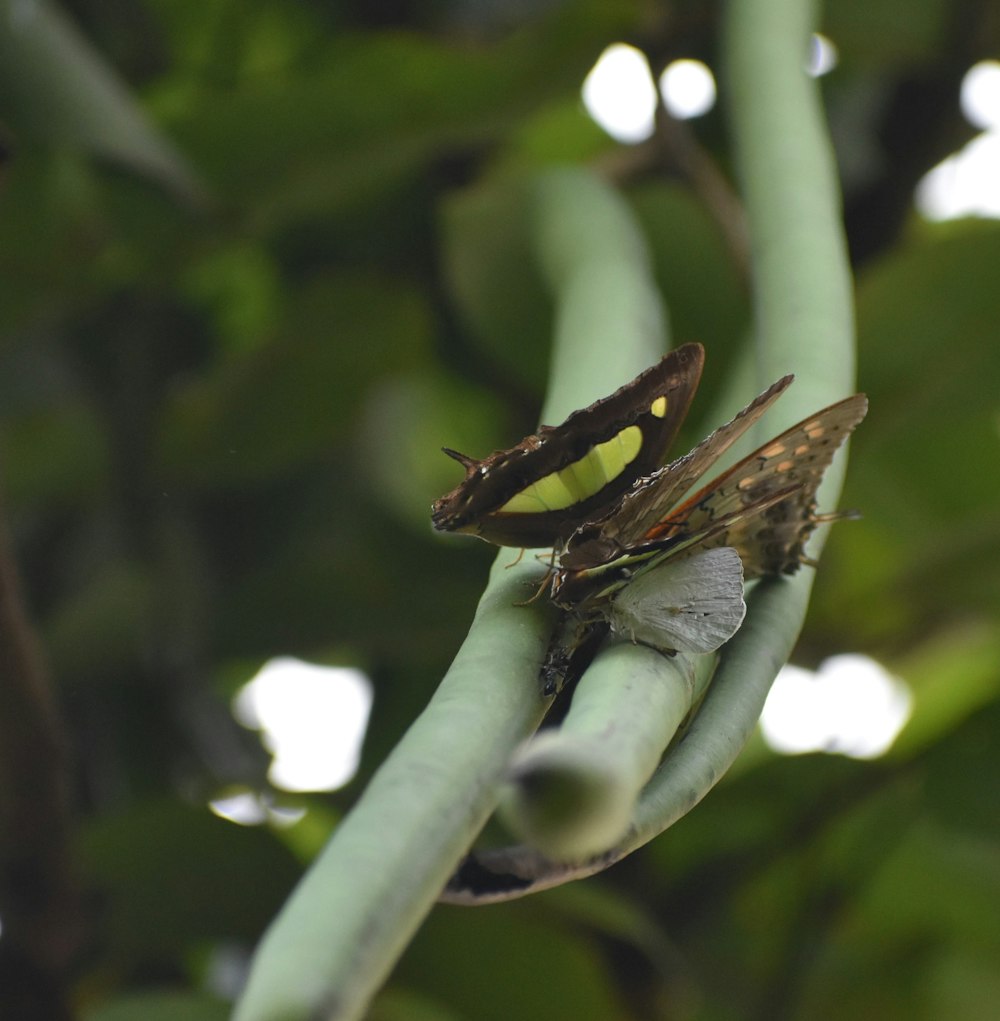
(431, 350, 866, 686)
(536, 382, 867, 692)
(431, 343, 705, 549)
(548, 382, 867, 639)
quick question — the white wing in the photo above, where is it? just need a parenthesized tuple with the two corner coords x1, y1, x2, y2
(607, 546, 746, 654)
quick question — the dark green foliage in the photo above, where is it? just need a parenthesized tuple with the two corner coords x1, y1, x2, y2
(0, 1, 999, 1019)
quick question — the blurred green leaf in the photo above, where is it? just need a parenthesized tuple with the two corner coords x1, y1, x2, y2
(390, 902, 629, 1021)
(83, 990, 230, 1021)
(0, 0, 203, 201)
(440, 177, 554, 389)
(923, 701, 1000, 841)
(157, 270, 432, 487)
(823, 0, 950, 71)
(1, 403, 109, 504)
(81, 801, 302, 958)
(632, 182, 749, 367)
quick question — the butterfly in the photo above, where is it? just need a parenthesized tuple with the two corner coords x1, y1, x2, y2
(553, 382, 868, 600)
(431, 349, 867, 689)
(431, 343, 705, 549)
(537, 383, 867, 690)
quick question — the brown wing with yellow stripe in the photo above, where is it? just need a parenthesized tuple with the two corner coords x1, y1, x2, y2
(560, 374, 794, 570)
(431, 343, 705, 548)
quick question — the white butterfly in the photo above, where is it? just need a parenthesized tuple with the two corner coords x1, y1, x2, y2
(606, 546, 746, 655)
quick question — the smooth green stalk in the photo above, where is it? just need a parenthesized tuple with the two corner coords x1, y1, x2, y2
(442, 0, 858, 904)
(234, 166, 671, 1021)
(496, 169, 695, 860)
(726, 0, 856, 422)
(501, 645, 700, 861)
(234, 557, 553, 1021)
(531, 167, 669, 419)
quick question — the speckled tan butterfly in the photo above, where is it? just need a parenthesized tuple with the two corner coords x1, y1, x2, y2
(539, 380, 867, 687)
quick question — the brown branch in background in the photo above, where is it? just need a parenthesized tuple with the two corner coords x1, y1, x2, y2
(595, 101, 751, 288)
(0, 489, 82, 1021)
(651, 102, 753, 282)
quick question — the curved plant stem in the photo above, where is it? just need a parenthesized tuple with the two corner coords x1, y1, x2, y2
(233, 166, 671, 1021)
(236, 0, 860, 993)
(442, 0, 860, 904)
(234, 554, 554, 1021)
(500, 645, 708, 861)
(726, 0, 856, 417)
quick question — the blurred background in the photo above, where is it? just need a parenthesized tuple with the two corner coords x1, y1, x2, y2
(1, 1, 999, 1019)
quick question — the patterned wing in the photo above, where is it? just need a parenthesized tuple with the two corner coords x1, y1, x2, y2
(431, 343, 705, 548)
(560, 374, 793, 569)
(642, 393, 869, 578)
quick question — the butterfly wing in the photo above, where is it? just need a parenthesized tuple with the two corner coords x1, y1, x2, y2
(553, 391, 868, 607)
(642, 393, 869, 577)
(561, 374, 793, 569)
(608, 546, 747, 654)
(431, 343, 705, 548)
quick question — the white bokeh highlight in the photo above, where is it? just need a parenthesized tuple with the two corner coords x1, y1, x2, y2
(582, 43, 657, 143)
(761, 654, 912, 759)
(209, 789, 307, 828)
(233, 657, 373, 793)
(659, 59, 717, 119)
(806, 33, 839, 78)
(961, 60, 1000, 131)
(916, 132, 1000, 220)
(916, 62, 1000, 221)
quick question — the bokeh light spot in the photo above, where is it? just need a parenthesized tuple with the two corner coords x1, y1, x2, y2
(961, 60, 1000, 131)
(761, 654, 912, 759)
(660, 59, 717, 119)
(806, 33, 839, 77)
(233, 657, 373, 793)
(582, 43, 657, 143)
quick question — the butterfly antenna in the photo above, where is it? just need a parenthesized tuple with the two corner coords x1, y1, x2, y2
(799, 507, 862, 568)
(441, 447, 478, 470)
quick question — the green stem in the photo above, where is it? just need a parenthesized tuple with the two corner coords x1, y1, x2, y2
(234, 557, 554, 1021)
(233, 166, 670, 1021)
(442, 0, 859, 903)
(726, 0, 856, 422)
(532, 167, 670, 419)
(500, 645, 705, 861)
